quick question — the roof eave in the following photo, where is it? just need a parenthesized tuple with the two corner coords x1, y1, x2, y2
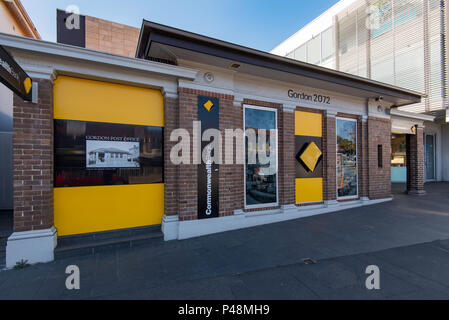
(137, 20, 423, 106)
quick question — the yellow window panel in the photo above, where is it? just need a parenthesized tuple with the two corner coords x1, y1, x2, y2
(299, 142, 322, 172)
(295, 110, 322, 137)
(54, 184, 164, 236)
(296, 178, 323, 204)
(54, 76, 164, 127)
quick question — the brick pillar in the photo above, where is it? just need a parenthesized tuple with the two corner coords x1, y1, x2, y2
(177, 88, 198, 222)
(163, 93, 179, 217)
(7, 78, 57, 268)
(13, 79, 54, 232)
(281, 106, 295, 207)
(406, 126, 426, 195)
(359, 117, 369, 199)
(218, 95, 238, 217)
(367, 117, 392, 199)
(323, 111, 337, 204)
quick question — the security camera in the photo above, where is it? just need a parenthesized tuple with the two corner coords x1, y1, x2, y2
(375, 96, 383, 102)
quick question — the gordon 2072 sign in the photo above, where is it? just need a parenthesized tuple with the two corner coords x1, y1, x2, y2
(0, 45, 32, 101)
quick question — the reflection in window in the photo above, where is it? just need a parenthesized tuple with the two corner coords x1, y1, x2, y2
(337, 119, 358, 198)
(245, 106, 278, 208)
(391, 134, 406, 167)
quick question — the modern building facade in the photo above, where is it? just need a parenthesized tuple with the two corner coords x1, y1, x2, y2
(0, 18, 429, 267)
(0, 0, 40, 210)
(272, 0, 449, 183)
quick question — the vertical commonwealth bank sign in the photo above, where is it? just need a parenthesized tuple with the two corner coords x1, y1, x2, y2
(198, 96, 219, 219)
(0, 45, 32, 101)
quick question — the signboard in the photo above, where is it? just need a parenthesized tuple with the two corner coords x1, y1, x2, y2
(0, 45, 32, 101)
(391, 124, 417, 135)
(288, 89, 331, 105)
(86, 138, 140, 169)
(197, 96, 219, 220)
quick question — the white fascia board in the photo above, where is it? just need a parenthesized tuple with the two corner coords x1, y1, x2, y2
(0, 32, 198, 80)
(390, 109, 436, 122)
(271, 0, 358, 56)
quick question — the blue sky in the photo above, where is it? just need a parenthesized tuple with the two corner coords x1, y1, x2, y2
(21, 0, 337, 52)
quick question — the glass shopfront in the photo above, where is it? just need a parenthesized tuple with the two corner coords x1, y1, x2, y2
(391, 134, 407, 182)
(244, 106, 278, 208)
(336, 118, 358, 199)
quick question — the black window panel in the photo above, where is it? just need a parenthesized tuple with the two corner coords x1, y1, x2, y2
(54, 119, 163, 188)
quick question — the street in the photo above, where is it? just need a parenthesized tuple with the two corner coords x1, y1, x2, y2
(0, 183, 448, 300)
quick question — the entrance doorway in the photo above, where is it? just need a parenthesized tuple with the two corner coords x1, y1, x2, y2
(391, 134, 407, 183)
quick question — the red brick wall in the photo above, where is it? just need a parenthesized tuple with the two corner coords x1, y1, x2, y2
(360, 119, 369, 198)
(177, 88, 236, 221)
(323, 113, 337, 201)
(367, 117, 392, 199)
(281, 110, 295, 206)
(220, 97, 241, 217)
(163, 95, 179, 217)
(13, 79, 54, 232)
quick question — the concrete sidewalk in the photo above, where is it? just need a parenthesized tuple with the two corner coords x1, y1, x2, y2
(0, 182, 448, 299)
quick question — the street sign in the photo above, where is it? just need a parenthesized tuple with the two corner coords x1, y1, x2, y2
(0, 45, 32, 101)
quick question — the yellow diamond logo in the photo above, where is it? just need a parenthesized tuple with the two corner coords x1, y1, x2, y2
(299, 142, 322, 172)
(23, 77, 32, 94)
(203, 100, 214, 112)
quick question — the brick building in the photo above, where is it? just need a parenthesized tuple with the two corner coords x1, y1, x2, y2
(0, 19, 430, 268)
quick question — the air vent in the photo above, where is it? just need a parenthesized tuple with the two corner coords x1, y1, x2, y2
(148, 57, 177, 66)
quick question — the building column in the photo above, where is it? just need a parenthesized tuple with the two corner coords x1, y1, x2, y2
(7, 79, 57, 268)
(359, 116, 369, 201)
(323, 110, 337, 206)
(161, 89, 180, 241)
(407, 126, 426, 195)
(367, 117, 392, 199)
(281, 104, 296, 212)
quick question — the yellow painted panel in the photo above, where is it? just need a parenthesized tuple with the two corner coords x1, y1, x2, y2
(296, 178, 323, 204)
(295, 111, 322, 137)
(54, 76, 164, 127)
(54, 184, 164, 236)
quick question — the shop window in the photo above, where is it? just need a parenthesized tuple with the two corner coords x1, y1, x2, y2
(336, 118, 358, 199)
(391, 133, 407, 183)
(54, 119, 163, 187)
(244, 105, 278, 208)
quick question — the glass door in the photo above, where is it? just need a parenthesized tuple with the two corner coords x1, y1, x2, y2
(425, 134, 436, 181)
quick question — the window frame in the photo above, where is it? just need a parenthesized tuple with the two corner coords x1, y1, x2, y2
(243, 104, 279, 210)
(336, 117, 359, 200)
